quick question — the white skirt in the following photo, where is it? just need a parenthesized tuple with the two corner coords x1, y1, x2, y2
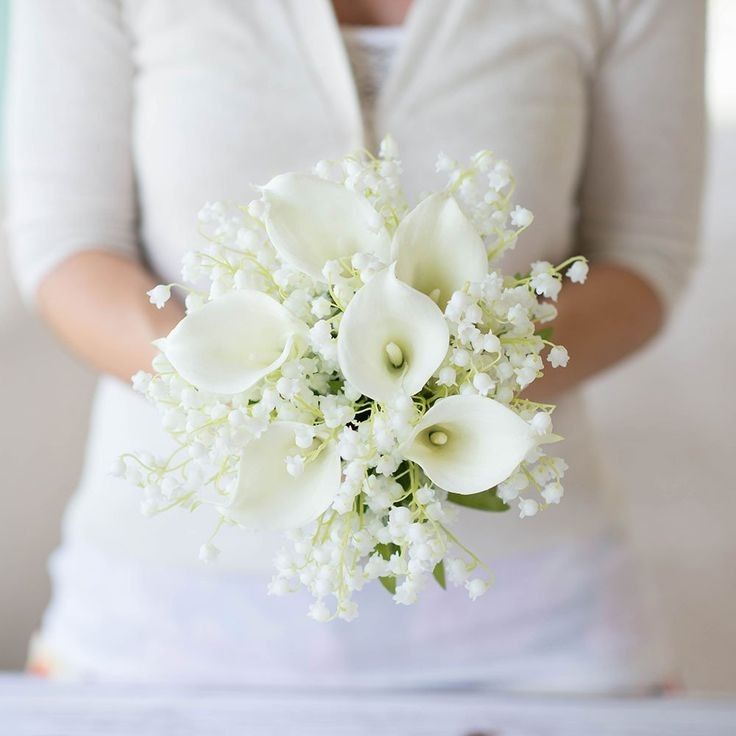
(29, 378, 673, 693)
(31, 529, 671, 694)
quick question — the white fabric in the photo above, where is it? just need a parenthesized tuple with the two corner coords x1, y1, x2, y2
(36, 530, 664, 693)
(341, 25, 403, 148)
(4, 0, 705, 690)
(5, 0, 705, 311)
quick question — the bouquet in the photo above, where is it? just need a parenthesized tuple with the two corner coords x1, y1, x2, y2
(114, 138, 588, 621)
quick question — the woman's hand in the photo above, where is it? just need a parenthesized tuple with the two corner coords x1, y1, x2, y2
(36, 250, 184, 383)
(523, 263, 665, 403)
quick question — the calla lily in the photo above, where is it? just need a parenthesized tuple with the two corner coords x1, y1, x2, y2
(162, 290, 303, 395)
(403, 395, 536, 494)
(337, 267, 449, 403)
(392, 193, 487, 308)
(262, 173, 391, 280)
(221, 423, 341, 531)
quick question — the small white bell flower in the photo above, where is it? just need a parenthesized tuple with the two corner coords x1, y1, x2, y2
(518, 498, 539, 518)
(567, 260, 589, 283)
(308, 600, 331, 622)
(147, 284, 171, 309)
(198, 543, 221, 564)
(285, 455, 305, 477)
(530, 412, 553, 436)
(472, 372, 495, 396)
(465, 577, 489, 600)
(548, 345, 570, 368)
(437, 367, 457, 387)
(510, 206, 534, 228)
(542, 481, 564, 505)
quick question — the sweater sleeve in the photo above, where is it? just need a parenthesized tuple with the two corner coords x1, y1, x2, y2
(576, 0, 706, 313)
(3, 0, 139, 306)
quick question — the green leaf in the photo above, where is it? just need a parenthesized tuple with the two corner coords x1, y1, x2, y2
(379, 576, 396, 594)
(447, 488, 509, 512)
(375, 542, 399, 560)
(432, 560, 446, 589)
(393, 460, 413, 493)
(535, 326, 554, 341)
(374, 543, 399, 596)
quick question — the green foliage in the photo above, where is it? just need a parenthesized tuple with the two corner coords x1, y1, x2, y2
(394, 460, 413, 493)
(432, 560, 446, 589)
(379, 575, 397, 594)
(375, 542, 399, 559)
(447, 488, 509, 512)
(375, 542, 400, 596)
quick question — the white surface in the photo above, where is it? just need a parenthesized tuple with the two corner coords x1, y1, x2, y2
(1, 676, 735, 736)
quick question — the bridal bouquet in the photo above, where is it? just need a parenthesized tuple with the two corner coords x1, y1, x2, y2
(115, 138, 588, 621)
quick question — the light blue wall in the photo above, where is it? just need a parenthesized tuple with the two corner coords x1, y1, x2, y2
(0, 1, 8, 146)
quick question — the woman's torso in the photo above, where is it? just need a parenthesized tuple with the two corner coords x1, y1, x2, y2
(130, 0, 597, 283)
(35, 0, 676, 689)
(66, 0, 622, 571)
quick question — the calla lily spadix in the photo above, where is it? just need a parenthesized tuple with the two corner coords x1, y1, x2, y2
(221, 422, 341, 531)
(392, 193, 488, 309)
(403, 395, 536, 494)
(337, 266, 449, 404)
(161, 290, 304, 395)
(261, 173, 391, 281)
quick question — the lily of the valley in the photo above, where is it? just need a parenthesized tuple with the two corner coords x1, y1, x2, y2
(261, 174, 488, 303)
(403, 395, 537, 494)
(161, 290, 304, 395)
(222, 422, 341, 531)
(337, 266, 449, 403)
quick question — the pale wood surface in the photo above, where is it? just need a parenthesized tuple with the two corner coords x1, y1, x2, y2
(1, 676, 735, 736)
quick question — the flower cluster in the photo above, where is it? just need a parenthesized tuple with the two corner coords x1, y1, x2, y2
(114, 138, 588, 621)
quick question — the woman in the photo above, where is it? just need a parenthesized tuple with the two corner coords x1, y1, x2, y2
(5, 0, 705, 691)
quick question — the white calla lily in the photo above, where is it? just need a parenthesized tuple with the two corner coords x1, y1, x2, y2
(337, 266, 449, 403)
(392, 193, 488, 308)
(404, 395, 536, 494)
(162, 290, 303, 395)
(222, 423, 341, 531)
(262, 173, 391, 280)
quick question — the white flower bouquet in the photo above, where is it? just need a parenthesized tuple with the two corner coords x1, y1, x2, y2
(116, 138, 588, 621)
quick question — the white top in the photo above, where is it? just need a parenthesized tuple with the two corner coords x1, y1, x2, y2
(341, 25, 404, 148)
(4, 0, 705, 689)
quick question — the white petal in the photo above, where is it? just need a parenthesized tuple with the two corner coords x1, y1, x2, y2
(337, 267, 449, 403)
(222, 423, 341, 531)
(404, 395, 536, 494)
(392, 193, 487, 308)
(262, 173, 390, 280)
(163, 290, 303, 395)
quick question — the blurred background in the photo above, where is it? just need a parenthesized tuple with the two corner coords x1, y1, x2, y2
(0, 1, 734, 693)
